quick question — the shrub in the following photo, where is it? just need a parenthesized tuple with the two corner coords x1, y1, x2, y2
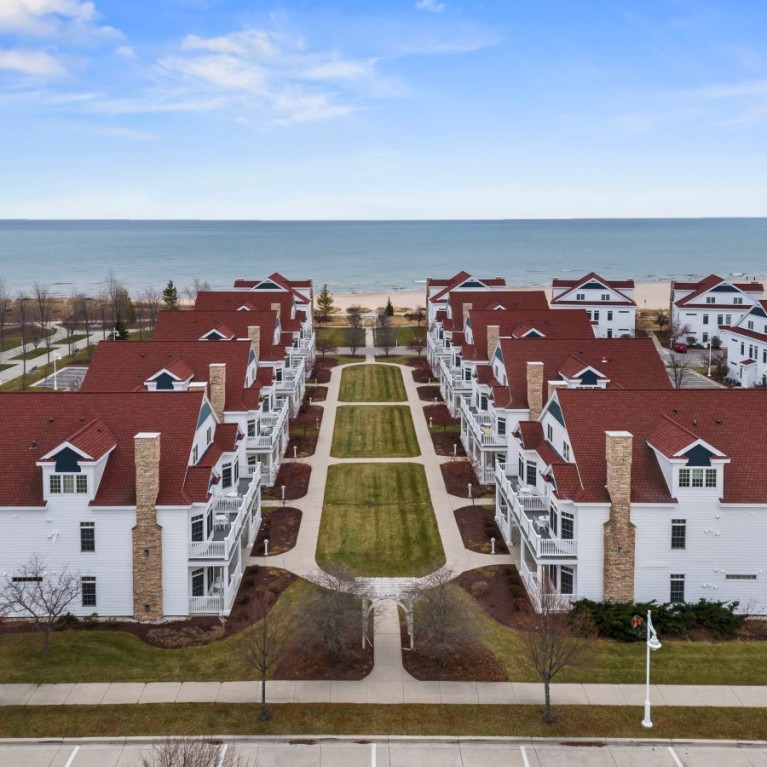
(572, 598, 743, 641)
(470, 580, 490, 598)
(55, 613, 80, 630)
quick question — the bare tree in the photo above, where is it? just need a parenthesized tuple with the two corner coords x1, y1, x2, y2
(711, 349, 729, 381)
(14, 292, 30, 388)
(183, 277, 211, 303)
(142, 286, 162, 335)
(407, 337, 427, 358)
(33, 282, 56, 364)
(140, 738, 248, 767)
(375, 310, 397, 357)
(669, 320, 693, 348)
(667, 352, 692, 388)
(0, 278, 9, 355)
(0, 555, 81, 655)
(523, 581, 592, 723)
(411, 567, 479, 667)
(346, 305, 362, 330)
(302, 566, 366, 664)
(315, 335, 338, 359)
(240, 598, 289, 720)
(406, 306, 426, 327)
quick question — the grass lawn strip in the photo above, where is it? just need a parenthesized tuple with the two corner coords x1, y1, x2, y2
(317, 463, 445, 577)
(0, 704, 763, 740)
(339, 364, 406, 402)
(331, 406, 419, 458)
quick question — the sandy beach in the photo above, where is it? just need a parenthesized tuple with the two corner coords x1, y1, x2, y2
(333, 281, 671, 313)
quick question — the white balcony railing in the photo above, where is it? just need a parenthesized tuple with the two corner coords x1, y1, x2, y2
(189, 595, 222, 614)
(246, 401, 289, 452)
(188, 473, 261, 561)
(495, 464, 577, 559)
(460, 400, 506, 448)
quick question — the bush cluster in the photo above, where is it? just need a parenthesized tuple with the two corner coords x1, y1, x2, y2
(571, 598, 744, 641)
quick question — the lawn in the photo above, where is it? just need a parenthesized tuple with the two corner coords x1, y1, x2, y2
(374, 325, 425, 346)
(10, 346, 52, 361)
(316, 327, 365, 348)
(317, 463, 445, 577)
(0, 346, 92, 391)
(0, 703, 763, 740)
(331, 406, 419, 458)
(339, 364, 406, 402)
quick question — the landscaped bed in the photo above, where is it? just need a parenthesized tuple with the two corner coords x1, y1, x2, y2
(453, 506, 509, 554)
(412, 365, 434, 384)
(440, 459, 493, 498)
(262, 463, 311, 500)
(288, 405, 323, 457)
(317, 463, 445, 577)
(331, 405, 419, 458)
(417, 385, 442, 402)
(305, 385, 328, 402)
(339, 364, 407, 402)
(251, 507, 302, 557)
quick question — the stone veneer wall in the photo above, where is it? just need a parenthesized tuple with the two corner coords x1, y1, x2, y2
(209, 363, 226, 421)
(132, 432, 163, 620)
(602, 430, 636, 602)
(526, 361, 545, 420)
(486, 325, 499, 358)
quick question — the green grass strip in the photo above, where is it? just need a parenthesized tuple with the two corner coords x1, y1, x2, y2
(339, 364, 407, 402)
(331, 405, 419, 458)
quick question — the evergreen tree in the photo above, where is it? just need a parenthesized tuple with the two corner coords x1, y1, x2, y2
(385, 297, 394, 317)
(162, 280, 179, 310)
(316, 284, 334, 326)
(113, 317, 130, 340)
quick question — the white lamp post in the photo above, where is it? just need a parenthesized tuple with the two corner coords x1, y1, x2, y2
(706, 341, 712, 377)
(641, 609, 662, 728)
(53, 353, 61, 391)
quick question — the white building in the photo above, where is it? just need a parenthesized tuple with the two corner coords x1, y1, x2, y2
(0, 391, 261, 620)
(671, 274, 763, 346)
(721, 301, 767, 387)
(496, 388, 767, 613)
(550, 272, 636, 338)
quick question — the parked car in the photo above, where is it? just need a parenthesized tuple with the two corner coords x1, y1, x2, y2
(673, 342, 688, 353)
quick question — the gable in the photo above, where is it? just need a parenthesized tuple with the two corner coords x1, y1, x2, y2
(581, 280, 608, 291)
(203, 330, 225, 341)
(684, 444, 713, 467)
(155, 372, 175, 390)
(197, 400, 213, 428)
(459, 278, 486, 289)
(710, 283, 739, 293)
(749, 305, 767, 319)
(579, 369, 600, 387)
(544, 398, 565, 426)
(524, 329, 544, 338)
(252, 279, 284, 291)
(54, 446, 82, 473)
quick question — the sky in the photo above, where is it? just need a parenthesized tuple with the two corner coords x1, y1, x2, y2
(1, 0, 766, 219)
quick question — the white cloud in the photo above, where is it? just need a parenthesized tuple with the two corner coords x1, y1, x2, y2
(0, 0, 119, 43)
(96, 126, 159, 140)
(0, 48, 66, 76)
(415, 0, 446, 13)
(115, 45, 135, 59)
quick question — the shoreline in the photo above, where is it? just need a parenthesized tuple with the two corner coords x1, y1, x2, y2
(332, 281, 670, 312)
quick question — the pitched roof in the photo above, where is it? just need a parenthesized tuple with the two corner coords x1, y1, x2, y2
(555, 388, 767, 503)
(428, 271, 507, 303)
(552, 272, 635, 290)
(497, 337, 670, 410)
(54, 418, 117, 461)
(0, 391, 212, 507)
(463, 309, 594, 359)
(82, 341, 263, 412)
(152, 310, 286, 361)
(445, 290, 548, 330)
(195, 290, 297, 324)
(674, 274, 764, 307)
(232, 272, 312, 303)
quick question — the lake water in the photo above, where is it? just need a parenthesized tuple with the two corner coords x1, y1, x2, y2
(0, 218, 765, 296)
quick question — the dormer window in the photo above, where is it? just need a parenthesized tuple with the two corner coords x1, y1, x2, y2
(678, 467, 716, 488)
(576, 293, 585, 301)
(734, 297, 743, 305)
(601, 294, 609, 301)
(705, 296, 715, 304)
(50, 474, 87, 494)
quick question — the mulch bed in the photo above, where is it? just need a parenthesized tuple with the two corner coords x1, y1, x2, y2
(440, 461, 493, 498)
(423, 403, 457, 428)
(288, 405, 324, 457)
(398, 609, 507, 682)
(455, 566, 534, 629)
(274, 642, 373, 681)
(251, 507, 302, 557)
(412, 366, 434, 384)
(417, 385, 442, 402)
(454, 506, 509, 554)
(310, 359, 338, 384)
(430, 432, 466, 456)
(262, 463, 311, 500)
(305, 385, 328, 402)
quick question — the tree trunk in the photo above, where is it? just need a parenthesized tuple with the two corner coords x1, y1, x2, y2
(543, 678, 553, 723)
(43, 625, 51, 656)
(258, 675, 271, 721)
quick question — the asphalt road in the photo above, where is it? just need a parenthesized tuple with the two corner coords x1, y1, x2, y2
(2, 738, 767, 766)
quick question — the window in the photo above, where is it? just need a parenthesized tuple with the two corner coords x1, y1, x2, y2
(206, 511, 213, 538)
(590, 310, 600, 321)
(81, 576, 97, 607)
(734, 296, 743, 305)
(702, 314, 709, 325)
(763, 350, 767, 365)
(50, 474, 87, 494)
(679, 468, 716, 488)
(547, 423, 553, 441)
(497, 417, 506, 436)
(705, 296, 715, 304)
(12, 576, 42, 583)
(247, 455, 258, 474)
(717, 314, 723, 325)
(702, 332, 708, 343)
(192, 445, 199, 464)
(725, 314, 731, 325)
(247, 419, 256, 437)
(191, 514, 204, 542)
(607, 311, 613, 321)
(563, 442, 570, 461)
(601, 294, 610, 301)
(669, 574, 685, 603)
(206, 427, 212, 445)
(80, 522, 95, 552)
(740, 342, 745, 355)
(671, 519, 686, 549)
(576, 293, 585, 301)
(560, 566, 574, 595)
(191, 568, 205, 597)
(222, 463, 232, 488)
(748, 320, 754, 330)
(525, 460, 537, 487)
(725, 574, 757, 580)
(234, 460, 239, 483)
(480, 394, 488, 411)
(561, 513, 574, 540)
(518, 456, 524, 479)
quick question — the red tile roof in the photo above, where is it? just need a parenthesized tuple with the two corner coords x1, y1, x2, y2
(555, 388, 767, 503)
(497, 337, 670, 410)
(152, 310, 286, 361)
(232, 272, 312, 303)
(551, 272, 635, 306)
(60, 418, 117, 461)
(195, 290, 297, 323)
(673, 274, 764, 307)
(428, 272, 507, 303)
(646, 415, 702, 458)
(82, 341, 263, 413)
(0, 391, 213, 507)
(448, 290, 548, 328)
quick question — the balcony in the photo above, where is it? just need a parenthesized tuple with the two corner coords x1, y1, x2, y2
(460, 400, 506, 448)
(495, 464, 577, 559)
(188, 473, 261, 561)
(246, 401, 289, 452)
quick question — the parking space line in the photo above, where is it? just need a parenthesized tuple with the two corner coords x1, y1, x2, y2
(371, 742, 376, 767)
(520, 745, 531, 767)
(668, 746, 684, 767)
(63, 746, 80, 767)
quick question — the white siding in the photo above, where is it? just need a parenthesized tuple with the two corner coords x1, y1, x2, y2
(158, 507, 192, 617)
(572, 504, 610, 600)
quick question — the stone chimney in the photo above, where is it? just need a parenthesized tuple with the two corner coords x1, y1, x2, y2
(603, 431, 636, 602)
(462, 302, 473, 325)
(208, 363, 226, 421)
(486, 325, 500, 358)
(526, 361, 545, 420)
(132, 432, 163, 621)
(271, 302, 281, 316)
(247, 325, 261, 358)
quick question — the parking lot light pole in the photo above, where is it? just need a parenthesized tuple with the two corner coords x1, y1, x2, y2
(706, 341, 712, 377)
(53, 353, 61, 391)
(641, 609, 662, 728)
